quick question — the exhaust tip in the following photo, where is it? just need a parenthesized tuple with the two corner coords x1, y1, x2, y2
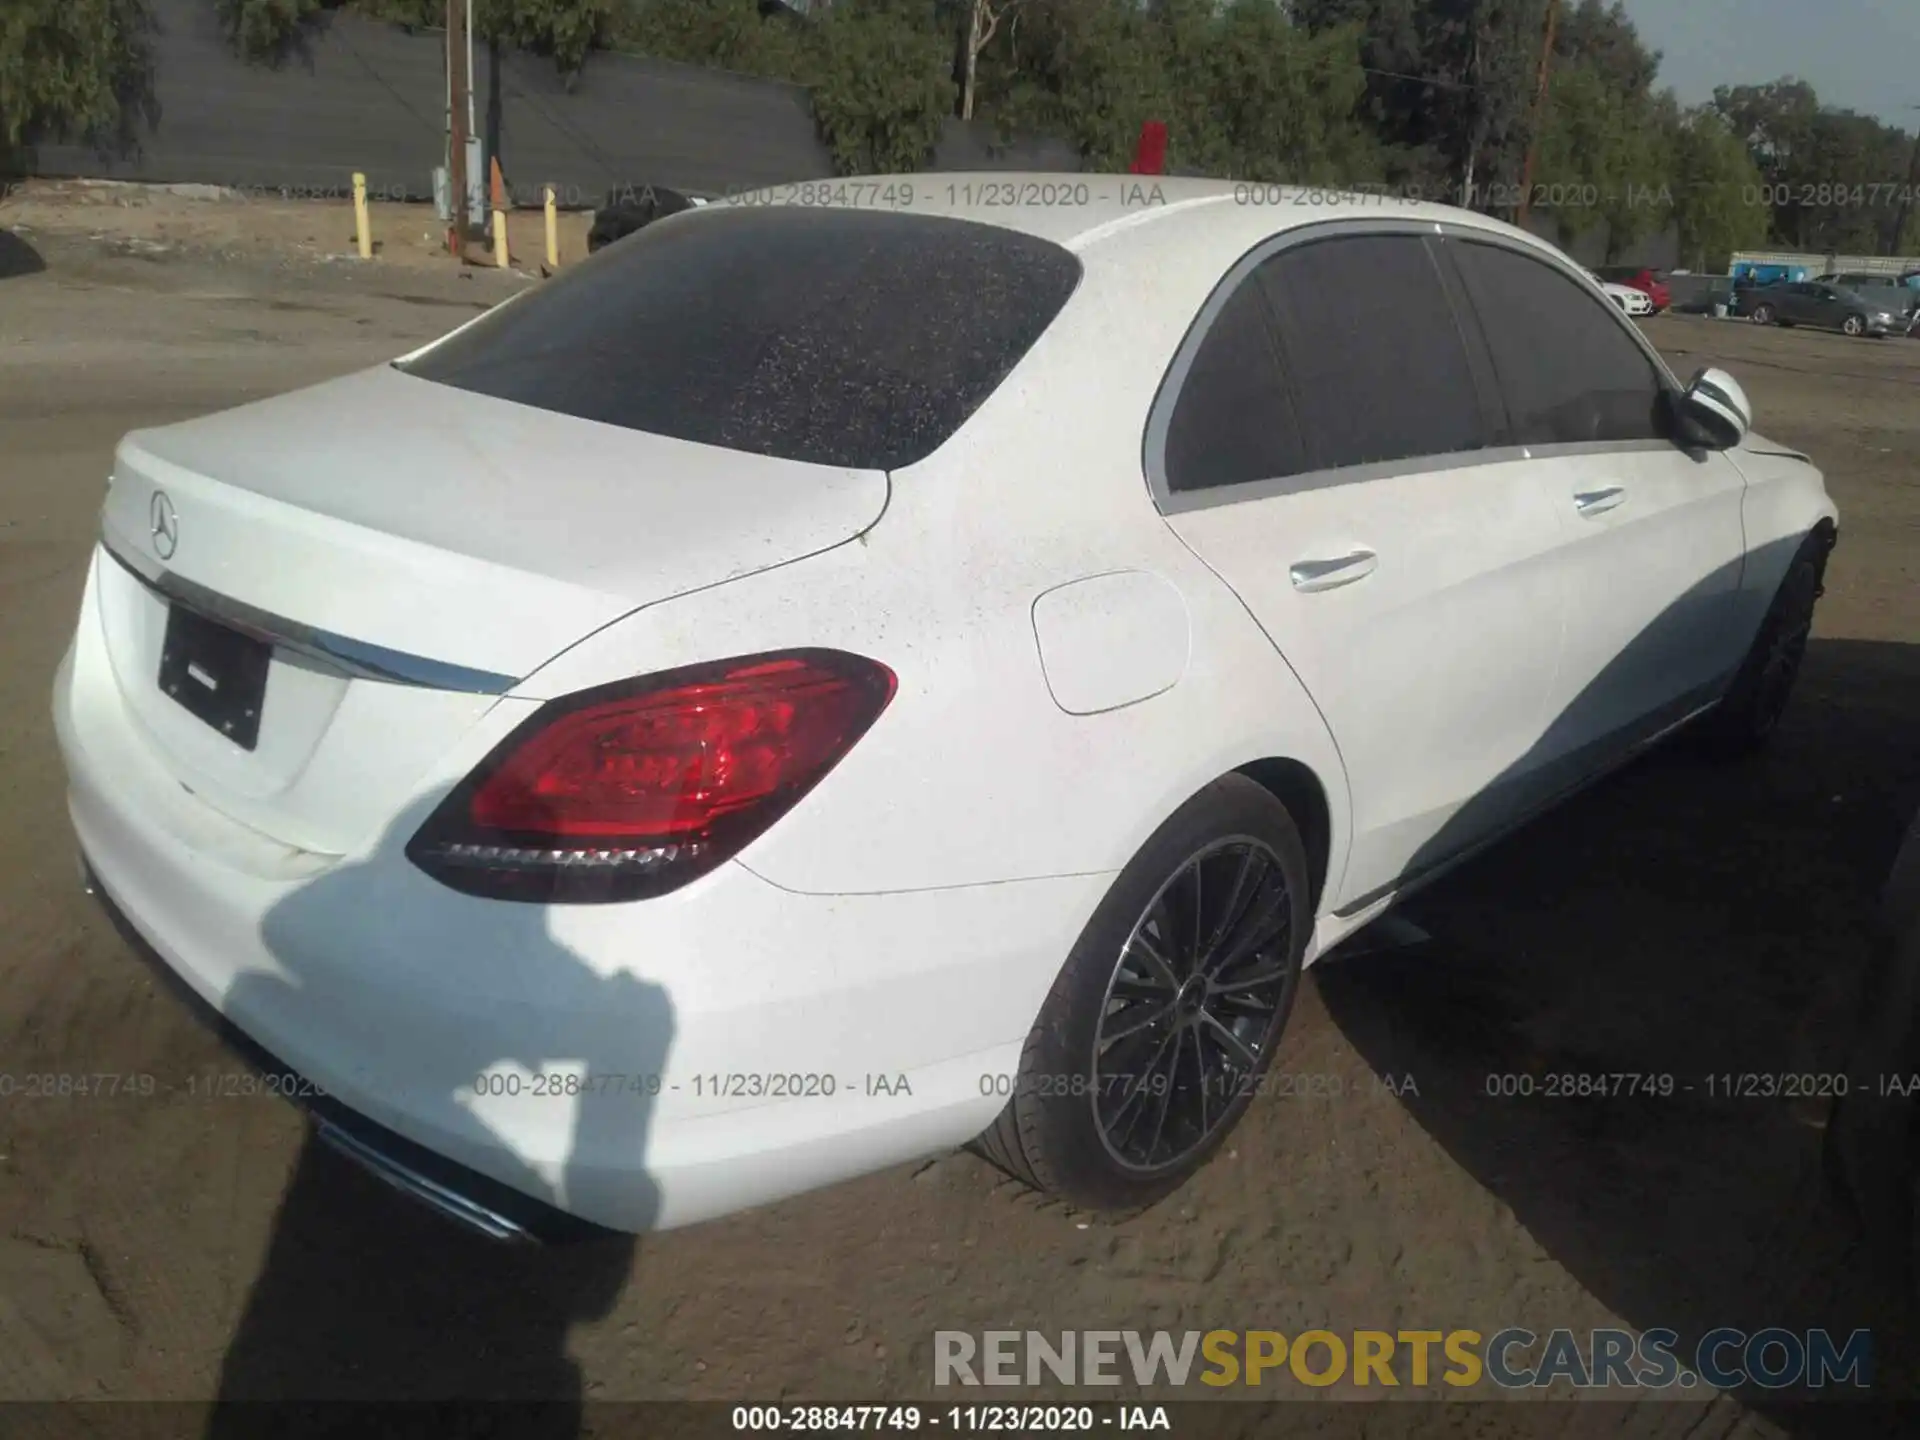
(315, 1118, 536, 1244)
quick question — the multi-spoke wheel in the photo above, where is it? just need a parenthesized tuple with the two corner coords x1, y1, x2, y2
(971, 775, 1310, 1212)
(1695, 531, 1830, 756)
(1093, 838, 1297, 1173)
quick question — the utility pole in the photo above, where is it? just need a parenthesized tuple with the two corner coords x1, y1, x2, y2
(448, 0, 469, 258)
(1514, 0, 1560, 230)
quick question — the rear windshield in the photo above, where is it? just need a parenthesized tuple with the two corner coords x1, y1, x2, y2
(397, 205, 1082, 471)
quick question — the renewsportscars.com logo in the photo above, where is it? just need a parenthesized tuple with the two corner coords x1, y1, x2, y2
(933, 1328, 1873, 1391)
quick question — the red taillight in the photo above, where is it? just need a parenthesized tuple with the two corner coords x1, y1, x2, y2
(408, 650, 896, 902)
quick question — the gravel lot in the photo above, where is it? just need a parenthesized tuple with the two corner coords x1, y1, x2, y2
(2, 214, 1917, 1430)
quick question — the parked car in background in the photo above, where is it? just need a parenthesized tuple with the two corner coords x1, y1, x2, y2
(1737, 280, 1900, 338)
(1589, 270, 1654, 316)
(1815, 273, 1920, 320)
(1594, 265, 1672, 312)
(55, 181, 1839, 1238)
(587, 184, 696, 253)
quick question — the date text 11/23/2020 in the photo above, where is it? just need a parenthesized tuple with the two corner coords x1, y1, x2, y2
(730, 1405, 1171, 1432)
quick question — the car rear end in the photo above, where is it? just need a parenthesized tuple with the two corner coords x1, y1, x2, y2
(53, 202, 1099, 1234)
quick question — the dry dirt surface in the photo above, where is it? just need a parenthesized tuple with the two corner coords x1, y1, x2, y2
(1, 214, 1917, 1435)
(1, 176, 598, 277)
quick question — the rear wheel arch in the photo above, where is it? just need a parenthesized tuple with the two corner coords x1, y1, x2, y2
(1235, 756, 1333, 913)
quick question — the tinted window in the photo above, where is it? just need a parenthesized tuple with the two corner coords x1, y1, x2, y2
(1163, 282, 1307, 492)
(399, 206, 1082, 471)
(1450, 240, 1666, 446)
(1256, 233, 1486, 470)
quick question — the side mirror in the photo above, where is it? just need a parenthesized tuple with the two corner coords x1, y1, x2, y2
(1677, 366, 1751, 450)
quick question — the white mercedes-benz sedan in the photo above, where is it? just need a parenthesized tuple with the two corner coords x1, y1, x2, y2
(55, 176, 1838, 1240)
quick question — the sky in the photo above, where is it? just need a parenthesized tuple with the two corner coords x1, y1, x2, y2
(1619, 0, 1919, 130)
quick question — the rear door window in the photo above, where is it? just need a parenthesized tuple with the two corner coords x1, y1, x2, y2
(1448, 239, 1668, 447)
(1254, 232, 1487, 471)
(399, 206, 1082, 471)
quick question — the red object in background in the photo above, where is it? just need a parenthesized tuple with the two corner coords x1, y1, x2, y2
(1630, 269, 1672, 312)
(1131, 121, 1167, 176)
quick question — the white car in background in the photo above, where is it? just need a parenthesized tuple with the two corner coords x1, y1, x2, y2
(56, 177, 1838, 1240)
(1592, 270, 1655, 316)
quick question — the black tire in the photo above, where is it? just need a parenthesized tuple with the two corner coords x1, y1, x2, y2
(1752, 304, 1775, 324)
(971, 775, 1311, 1214)
(1844, 314, 1866, 338)
(1694, 533, 1828, 755)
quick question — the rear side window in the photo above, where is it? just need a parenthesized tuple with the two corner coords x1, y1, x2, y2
(398, 206, 1082, 471)
(1450, 240, 1666, 447)
(1256, 233, 1486, 471)
(1163, 283, 1307, 492)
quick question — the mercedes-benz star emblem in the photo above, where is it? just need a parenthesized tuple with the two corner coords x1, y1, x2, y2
(149, 490, 178, 560)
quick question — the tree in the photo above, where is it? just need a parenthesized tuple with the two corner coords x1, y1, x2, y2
(1714, 78, 1917, 252)
(0, 0, 153, 157)
(980, 0, 1173, 170)
(214, 0, 323, 63)
(1452, 0, 1541, 203)
(613, 0, 815, 79)
(228, 1, 619, 77)
(808, 0, 953, 173)
(485, 0, 620, 76)
(959, 0, 1024, 120)
(1175, 1, 1373, 184)
(1712, 78, 1820, 248)
(1665, 104, 1767, 272)
(1293, 0, 1548, 204)
(1553, 0, 1657, 96)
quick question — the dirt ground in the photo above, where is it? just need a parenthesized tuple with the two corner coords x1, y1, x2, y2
(0, 176, 599, 276)
(2, 195, 1918, 1430)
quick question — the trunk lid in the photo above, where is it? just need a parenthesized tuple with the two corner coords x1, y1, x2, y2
(94, 363, 888, 855)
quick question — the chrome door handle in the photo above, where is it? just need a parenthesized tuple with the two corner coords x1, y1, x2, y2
(1574, 487, 1627, 517)
(1289, 550, 1378, 593)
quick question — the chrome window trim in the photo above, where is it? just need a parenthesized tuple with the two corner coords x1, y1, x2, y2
(100, 531, 519, 696)
(1143, 216, 1688, 516)
(1157, 444, 1532, 516)
(1519, 437, 1679, 461)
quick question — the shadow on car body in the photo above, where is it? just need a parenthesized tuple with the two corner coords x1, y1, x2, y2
(174, 794, 672, 1434)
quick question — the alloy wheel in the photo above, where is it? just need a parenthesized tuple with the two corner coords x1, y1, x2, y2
(1091, 837, 1296, 1174)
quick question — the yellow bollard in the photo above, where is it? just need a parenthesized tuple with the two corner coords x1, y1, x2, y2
(352, 172, 372, 259)
(544, 185, 559, 269)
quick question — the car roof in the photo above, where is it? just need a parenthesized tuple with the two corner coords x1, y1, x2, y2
(725, 171, 1573, 270)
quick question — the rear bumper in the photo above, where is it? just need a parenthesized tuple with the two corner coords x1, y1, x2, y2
(53, 573, 1110, 1235)
(80, 862, 607, 1244)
